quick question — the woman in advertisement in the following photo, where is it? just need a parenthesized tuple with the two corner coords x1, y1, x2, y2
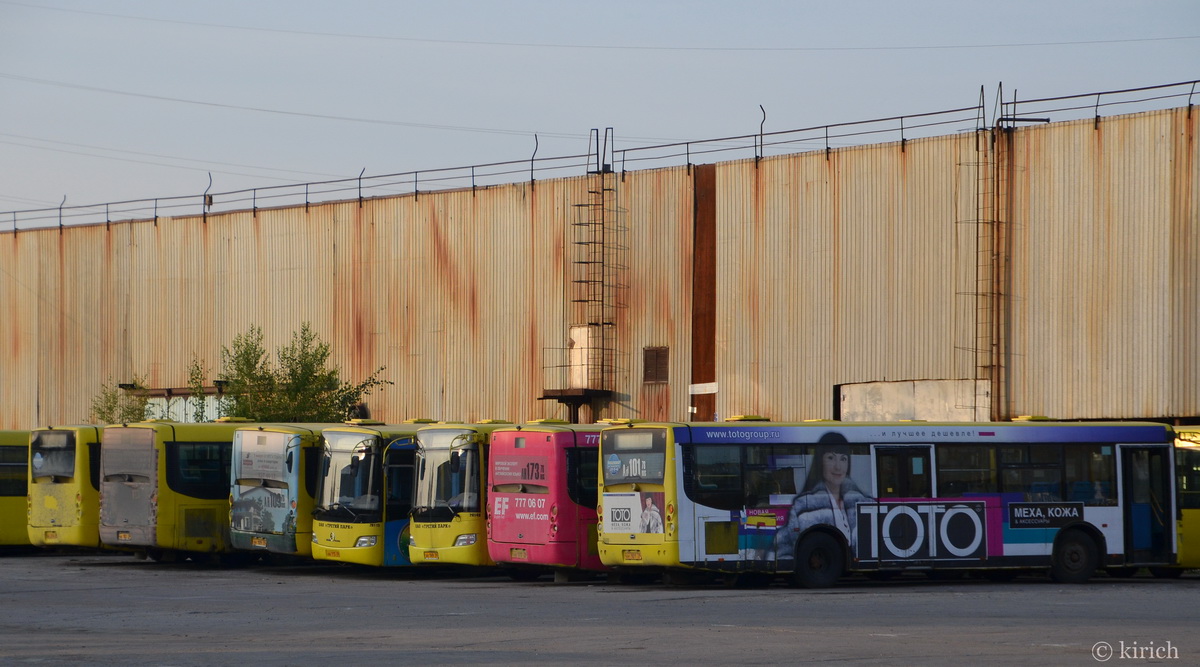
(773, 432, 871, 560)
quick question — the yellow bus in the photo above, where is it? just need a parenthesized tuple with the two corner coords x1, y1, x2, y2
(1168, 427, 1200, 575)
(598, 418, 1177, 587)
(310, 420, 431, 566)
(0, 430, 30, 547)
(27, 426, 105, 548)
(408, 421, 511, 567)
(99, 419, 252, 562)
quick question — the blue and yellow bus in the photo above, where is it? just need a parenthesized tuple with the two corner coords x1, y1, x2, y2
(311, 420, 432, 566)
(408, 420, 511, 567)
(0, 430, 30, 547)
(598, 418, 1176, 587)
(27, 426, 105, 548)
(229, 424, 339, 558)
(99, 419, 252, 562)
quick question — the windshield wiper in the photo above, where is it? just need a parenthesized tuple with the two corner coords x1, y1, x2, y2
(318, 502, 360, 519)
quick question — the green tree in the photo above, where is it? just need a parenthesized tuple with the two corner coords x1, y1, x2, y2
(186, 355, 209, 423)
(217, 323, 390, 422)
(89, 375, 151, 424)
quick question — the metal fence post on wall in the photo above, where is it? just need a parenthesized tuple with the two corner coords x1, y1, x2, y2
(203, 172, 212, 224)
(530, 134, 538, 187)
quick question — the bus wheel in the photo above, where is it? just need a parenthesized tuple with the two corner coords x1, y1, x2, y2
(1050, 531, 1098, 584)
(1149, 566, 1184, 579)
(792, 532, 844, 589)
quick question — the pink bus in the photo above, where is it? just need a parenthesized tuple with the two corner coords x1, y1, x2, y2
(487, 421, 607, 581)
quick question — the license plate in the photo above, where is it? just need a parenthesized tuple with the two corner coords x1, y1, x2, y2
(623, 549, 643, 561)
(251, 537, 267, 548)
(510, 548, 527, 560)
(117, 531, 131, 542)
(424, 551, 440, 560)
(326, 550, 340, 558)
(44, 531, 58, 542)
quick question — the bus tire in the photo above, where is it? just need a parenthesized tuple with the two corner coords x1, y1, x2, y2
(792, 532, 845, 589)
(1050, 531, 1098, 584)
(1149, 566, 1184, 579)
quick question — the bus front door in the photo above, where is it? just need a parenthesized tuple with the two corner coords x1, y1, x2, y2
(1120, 445, 1173, 564)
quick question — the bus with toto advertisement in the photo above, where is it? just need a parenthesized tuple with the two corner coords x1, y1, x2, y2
(597, 417, 1177, 587)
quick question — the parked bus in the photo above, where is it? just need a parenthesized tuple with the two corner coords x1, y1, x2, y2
(1168, 426, 1200, 573)
(27, 426, 104, 548)
(487, 421, 606, 580)
(310, 420, 433, 566)
(597, 418, 1176, 587)
(99, 419, 252, 561)
(0, 430, 30, 547)
(408, 420, 511, 567)
(229, 424, 339, 558)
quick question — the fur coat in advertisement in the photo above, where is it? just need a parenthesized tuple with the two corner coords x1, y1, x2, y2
(773, 483, 870, 560)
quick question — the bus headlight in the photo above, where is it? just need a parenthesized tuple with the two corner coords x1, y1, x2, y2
(454, 533, 478, 547)
(354, 536, 378, 548)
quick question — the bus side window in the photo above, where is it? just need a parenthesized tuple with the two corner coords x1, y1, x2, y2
(744, 470, 776, 509)
(686, 445, 742, 510)
(935, 444, 997, 498)
(1064, 444, 1116, 506)
(1177, 448, 1200, 510)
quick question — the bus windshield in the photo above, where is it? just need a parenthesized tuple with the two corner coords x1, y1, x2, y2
(414, 429, 481, 520)
(601, 428, 668, 485)
(30, 430, 76, 480)
(101, 428, 155, 482)
(317, 432, 382, 521)
(234, 431, 295, 486)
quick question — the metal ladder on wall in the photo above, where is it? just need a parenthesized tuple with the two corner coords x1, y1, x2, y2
(956, 89, 1004, 420)
(566, 128, 619, 391)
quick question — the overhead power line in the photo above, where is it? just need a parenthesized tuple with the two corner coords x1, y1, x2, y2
(4, 0, 1197, 52)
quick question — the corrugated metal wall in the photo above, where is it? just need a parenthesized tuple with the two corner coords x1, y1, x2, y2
(0, 168, 697, 428)
(713, 133, 981, 420)
(1006, 108, 1200, 419)
(1, 107, 1197, 429)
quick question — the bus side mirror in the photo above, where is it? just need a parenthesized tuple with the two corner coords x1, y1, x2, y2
(419, 459, 426, 480)
(450, 451, 461, 474)
(285, 451, 294, 473)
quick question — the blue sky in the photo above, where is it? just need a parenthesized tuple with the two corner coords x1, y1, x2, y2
(1, 0, 1197, 217)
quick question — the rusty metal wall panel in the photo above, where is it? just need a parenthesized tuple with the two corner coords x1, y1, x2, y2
(2, 108, 1197, 431)
(1007, 108, 1200, 419)
(714, 133, 981, 421)
(613, 166, 696, 421)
